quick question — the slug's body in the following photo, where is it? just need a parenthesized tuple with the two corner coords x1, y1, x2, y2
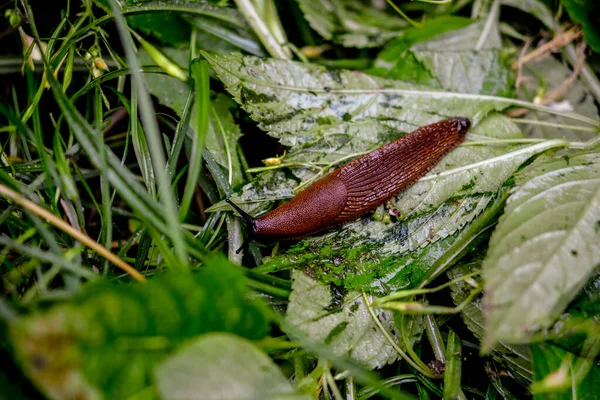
(228, 118, 471, 241)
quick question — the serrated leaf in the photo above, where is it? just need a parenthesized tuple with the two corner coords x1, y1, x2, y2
(8, 257, 270, 400)
(202, 51, 514, 147)
(256, 118, 563, 293)
(202, 52, 568, 292)
(156, 333, 310, 400)
(448, 260, 533, 385)
(287, 270, 416, 369)
(295, 0, 407, 48)
(412, 50, 514, 97)
(483, 151, 600, 348)
(368, 16, 473, 85)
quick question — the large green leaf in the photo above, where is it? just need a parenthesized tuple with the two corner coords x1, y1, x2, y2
(202, 52, 568, 293)
(286, 270, 423, 369)
(8, 257, 270, 400)
(294, 0, 407, 48)
(156, 333, 310, 400)
(202, 51, 516, 147)
(483, 151, 600, 348)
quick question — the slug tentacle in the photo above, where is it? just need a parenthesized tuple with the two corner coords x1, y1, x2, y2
(228, 117, 471, 241)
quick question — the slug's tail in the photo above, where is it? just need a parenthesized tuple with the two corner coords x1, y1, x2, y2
(226, 198, 256, 254)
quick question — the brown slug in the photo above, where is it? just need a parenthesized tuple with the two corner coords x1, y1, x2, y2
(227, 117, 471, 241)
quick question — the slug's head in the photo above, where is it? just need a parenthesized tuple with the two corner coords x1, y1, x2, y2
(453, 117, 471, 137)
(226, 198, 257, 253)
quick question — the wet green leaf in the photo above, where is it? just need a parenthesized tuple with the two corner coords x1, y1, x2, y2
(287, 270, 418, 369)
(202, 52, 566, 293)
(202, 51, 514, 146)
(483, 151, 600, 348)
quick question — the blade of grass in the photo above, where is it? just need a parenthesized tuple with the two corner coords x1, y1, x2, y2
(108, 0, 189, 270)
(443, 330, 464, 400)
(179, 58, 209, 220)
(93, 86, 114, 275)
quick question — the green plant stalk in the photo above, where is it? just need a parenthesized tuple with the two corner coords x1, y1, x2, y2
(167, 89, 194, 179)
(362, 292, 439, 379)
(374, 272, 480, 304)
(179, 58, 209, 221)
(130, 90, 156, 197)
(378, 285, 483, 314)
(399, 314, 437, 379)
(425, 313, 446, 363)
(443, 329, 465, 400)
(95, 86, 113, 275)
(211, 105, 235, 185)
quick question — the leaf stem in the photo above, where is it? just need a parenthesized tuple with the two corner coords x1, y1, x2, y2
(418, 139, 567, 183)
(374, 272, 480, 305)
(385, 0, 424, 28)
(361, 292, 440, 379)
(510, 118, 599, 133)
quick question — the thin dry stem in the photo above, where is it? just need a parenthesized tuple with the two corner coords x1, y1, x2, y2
(511, 26, 582, 69)
(0, 184, 146, 282)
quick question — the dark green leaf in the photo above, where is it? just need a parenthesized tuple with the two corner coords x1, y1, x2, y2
(483, 151, 600, 348)
(295, 0, 408, 48)
(531, 342, 600, 399)
(560, 0, 600, 52)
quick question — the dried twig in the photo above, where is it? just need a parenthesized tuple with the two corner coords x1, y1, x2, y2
(510, 27, 582, 69)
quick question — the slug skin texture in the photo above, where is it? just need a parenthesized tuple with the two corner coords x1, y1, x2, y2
(236, 117, 471, 240)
